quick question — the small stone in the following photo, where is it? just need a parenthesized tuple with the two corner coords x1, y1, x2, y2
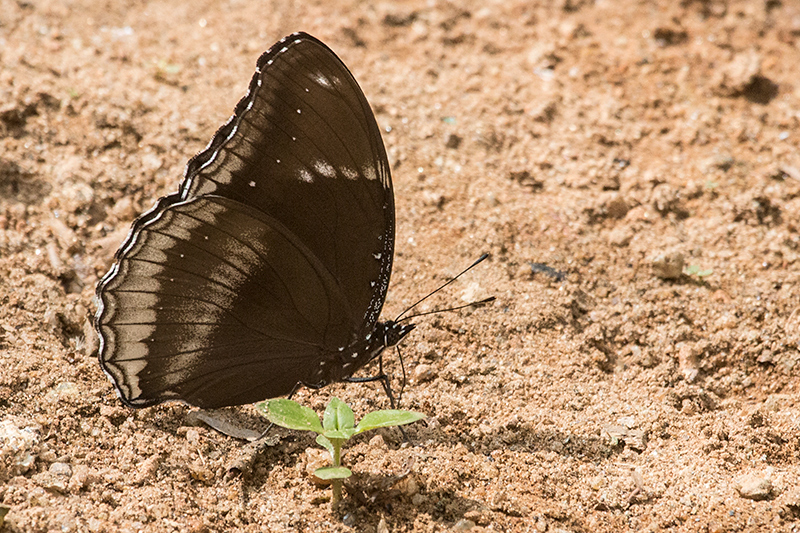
(396, 474, 419, 497)
(734, 473, 772, 500)
(33, 471, 68, 493)
(187, 459, 214, 484)
(445, 133, 462, 149)
(652, 252, 684, 280)
(110, 197, 136, 222)
(412, 364, 435, 383)
(377, 517, 389, 533)
(712, 50, 762, 96)
(607, 226, 632, 247)
(680, 398, 698, 415)
(68, 464, 93, 493)
(756, 350, 773, 364)
(463, 510, 489, 526)
(185, 428, 200, 444)
(453, 519, 476, 531)
(678, 343, 699, 382)
(421, 190, 445, 208)
(305, 448, 331, 485)
(133, 454, 160, 485)
(606, 196, 629, 218)
(0, 419, 40, 479)
(32, 461, 72, 493)
(49, 462, 72, 478)
(83, 318, 100, 357)
(342, 513, 356, 527)
(368, 434, 386, 449)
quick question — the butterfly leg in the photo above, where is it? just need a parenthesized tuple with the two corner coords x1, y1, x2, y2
(342, 354, 399, 408)
(343, 355, 413, 443)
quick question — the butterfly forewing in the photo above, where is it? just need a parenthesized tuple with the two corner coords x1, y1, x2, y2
(181, 34, 393, 338)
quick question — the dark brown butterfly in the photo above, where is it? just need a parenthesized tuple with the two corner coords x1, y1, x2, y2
(95, 33, 413, 409)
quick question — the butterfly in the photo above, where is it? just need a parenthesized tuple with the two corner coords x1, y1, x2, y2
(95, 32, 414, 409)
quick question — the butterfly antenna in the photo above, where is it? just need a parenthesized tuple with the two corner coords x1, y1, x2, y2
(397, 296, 496, 322)
(395, 253, 490, 322)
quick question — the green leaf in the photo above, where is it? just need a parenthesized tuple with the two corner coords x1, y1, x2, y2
(323, 397, 355, 431)
(316, 434, 334, 458)
(323, 429, 356, 441)
(258, 399, 323, 433)
(685, 264, 713, 278)
(314, 466, 352, 480)
(355, 410, 426, 434)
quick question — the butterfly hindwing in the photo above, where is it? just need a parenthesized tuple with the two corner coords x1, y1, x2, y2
(98, 195, 358, 407)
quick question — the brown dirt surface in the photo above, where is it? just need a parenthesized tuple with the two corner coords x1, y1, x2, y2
(2, 0, 800, 531)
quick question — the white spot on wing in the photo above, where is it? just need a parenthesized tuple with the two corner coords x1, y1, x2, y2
(362, 164, 377, 181)
(298, 169, 314, 183)
(341, 166, 359, 180)
(313, 160, 336, 179)
(312, 73, 332, 88)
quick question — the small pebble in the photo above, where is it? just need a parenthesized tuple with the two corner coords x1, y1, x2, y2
(377, 517, 389, 533)
(305, 448, 331, 485)
(652, 252, 684, 279)
(68, 464, 92, 493)
(49, 462, 72, 478)
(734, 473, 772, 500)
(453, 519, 476, 531)
(412, 364, 435, 383)
(342, 512, 356, 527)
(133, 454, 160, 485)
(368, 434, 386, 448)
(607, 226, 632, 247)
(445, 133, 462, 149)
(606, 196, 629, 218)
(0, 419, 39, 476)
(185, 428, 201, 443)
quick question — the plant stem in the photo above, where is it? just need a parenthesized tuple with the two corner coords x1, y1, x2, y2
(332, 440, 343, 506)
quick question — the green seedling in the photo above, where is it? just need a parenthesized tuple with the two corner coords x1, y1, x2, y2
(685, 264, 713, 278)
(257, 397, 425, 506)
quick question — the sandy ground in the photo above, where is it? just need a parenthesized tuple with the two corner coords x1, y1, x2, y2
(2, 0, 800, 531)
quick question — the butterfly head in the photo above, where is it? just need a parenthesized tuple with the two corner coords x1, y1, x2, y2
(380, 320, 416, 349)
